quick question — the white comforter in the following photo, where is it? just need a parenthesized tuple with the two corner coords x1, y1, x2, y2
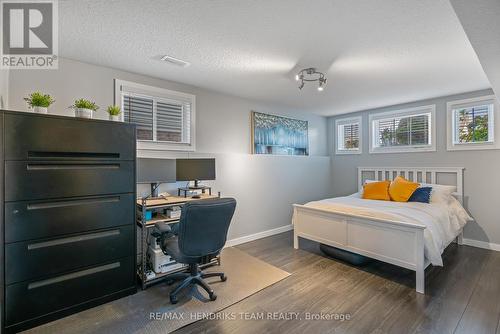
(303, 194, 472, 266)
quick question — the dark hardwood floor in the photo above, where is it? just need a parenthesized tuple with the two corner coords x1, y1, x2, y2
(177, 231, 500, 334)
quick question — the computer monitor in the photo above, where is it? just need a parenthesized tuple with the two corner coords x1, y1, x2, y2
(137, 158, 176, 197)
(176, 158, 216, 187)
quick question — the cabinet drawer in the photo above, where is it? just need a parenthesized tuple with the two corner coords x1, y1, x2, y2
(5, 161, 134, 201)
(4, 113, 135, 161)
(5, 193, 134, 243)
(5, 225, 134, 284)
(5, 257, 135, 327)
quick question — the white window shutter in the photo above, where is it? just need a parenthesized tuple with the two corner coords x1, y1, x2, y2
(123, 95, 153, 141)
(116, 79, 196, 151)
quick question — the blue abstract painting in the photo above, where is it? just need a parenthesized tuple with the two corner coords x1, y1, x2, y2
(252, 111, 309, 155)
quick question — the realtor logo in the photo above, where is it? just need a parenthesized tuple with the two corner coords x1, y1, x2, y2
(1, 0, 58, 69)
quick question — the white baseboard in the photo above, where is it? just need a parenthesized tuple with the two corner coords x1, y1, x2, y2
(225, 224, 293, 247)
(462, 238, 500, 252)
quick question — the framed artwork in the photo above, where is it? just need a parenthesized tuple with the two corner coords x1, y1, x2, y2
(251, 111, 309, 155)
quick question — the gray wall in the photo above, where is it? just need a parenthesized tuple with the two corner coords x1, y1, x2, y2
(8, 57, 332, 240)
(329, 88, 499, 245)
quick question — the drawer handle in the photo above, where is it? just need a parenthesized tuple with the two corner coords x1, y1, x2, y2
(28, 230, 120, 250)
(28, 151, 120, 159)
(28, 262, 121, 290)
(26, 163, 120, 170)
(27, 196, 120, 210)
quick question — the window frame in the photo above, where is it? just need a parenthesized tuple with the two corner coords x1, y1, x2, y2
(114, 79, 196, 152)
(446, 95, 500, 151)
(369, 105, 436, 154)
(335, 116, 362, 155)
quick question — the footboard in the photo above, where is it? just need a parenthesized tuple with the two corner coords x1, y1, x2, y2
(293, 204, 427, 293)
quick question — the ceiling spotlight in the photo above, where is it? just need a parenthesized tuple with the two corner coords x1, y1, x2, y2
(318, 77, 327, 91)
(295, 68, 327, 92)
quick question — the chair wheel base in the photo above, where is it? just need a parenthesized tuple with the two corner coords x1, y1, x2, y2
(209, 293, 217, 301)
(170, 295, 178, 304)
(221, 275, 227, 282)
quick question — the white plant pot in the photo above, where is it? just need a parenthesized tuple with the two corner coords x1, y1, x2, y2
(33, 106, 48, 114)
(75, 108, 94, 119)
(109, 114, 121, 122)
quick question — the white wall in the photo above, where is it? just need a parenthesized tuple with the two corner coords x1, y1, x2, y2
(8, 58, 332, 240)
(328, 89, 500, 247)
(0, 69, 8, 109)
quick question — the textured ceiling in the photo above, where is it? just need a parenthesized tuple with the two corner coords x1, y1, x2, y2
(450, 0, 500, 104)
(58, 0, 490, 116)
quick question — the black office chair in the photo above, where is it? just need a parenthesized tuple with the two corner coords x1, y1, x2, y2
(155, 198, 236, 304)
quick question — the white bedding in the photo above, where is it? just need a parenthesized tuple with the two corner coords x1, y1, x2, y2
(303, 194, 472, 266)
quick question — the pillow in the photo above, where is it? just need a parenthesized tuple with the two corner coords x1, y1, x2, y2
(389, 176, 420, 202)
(408, 187, 432, 203)
(419, 183, 456, 204)
(362, 180, 390, 201)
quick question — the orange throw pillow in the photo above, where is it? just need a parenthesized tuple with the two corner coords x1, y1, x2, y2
(389, 176, 419, 202)
(362, 180, 391, 201)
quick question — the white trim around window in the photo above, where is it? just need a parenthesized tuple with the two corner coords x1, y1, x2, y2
(446, 95, 500, 151)
(114, 79, 196, 152)
(369, 105, 436, 154)
(335, 116, 362, 154)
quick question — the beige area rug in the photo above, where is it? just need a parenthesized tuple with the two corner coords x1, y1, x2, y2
(24, 247, 291, 334)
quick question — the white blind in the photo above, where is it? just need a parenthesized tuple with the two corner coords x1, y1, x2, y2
(156, 100, 183, 142)
(122, 93, 192, 144)
(454, 104, 493, 143)
(123, 95, 153, 141)
(374, 113, 430, 148)
(339, 123, 359, 149)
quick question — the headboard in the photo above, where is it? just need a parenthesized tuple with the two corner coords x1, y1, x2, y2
(357, 167, 465, 201)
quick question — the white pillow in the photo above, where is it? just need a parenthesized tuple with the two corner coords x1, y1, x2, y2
(419, 183, 456, 204)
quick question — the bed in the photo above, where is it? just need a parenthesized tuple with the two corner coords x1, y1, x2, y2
(292, 167, 472, 294)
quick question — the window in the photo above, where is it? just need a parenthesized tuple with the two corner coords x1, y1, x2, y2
(447, 95, 500, 151)
(115, 80, 195, 151)
(335, 116, 362, 154)
(369, 105, 436, 153)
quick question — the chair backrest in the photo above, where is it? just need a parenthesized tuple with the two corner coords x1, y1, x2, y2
(177, 198, 236, 257)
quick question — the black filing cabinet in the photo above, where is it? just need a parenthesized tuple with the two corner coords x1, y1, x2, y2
(0, 110, 137, 333)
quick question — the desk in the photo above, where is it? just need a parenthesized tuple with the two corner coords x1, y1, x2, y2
(136, 194, 219, 289)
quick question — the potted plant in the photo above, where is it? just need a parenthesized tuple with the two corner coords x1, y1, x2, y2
(107, 105, 122, 121)
(24, 92, 55, 114)
(70, 98, 99, 119)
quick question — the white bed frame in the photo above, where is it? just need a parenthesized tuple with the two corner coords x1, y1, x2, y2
(293, 167, 465, 294)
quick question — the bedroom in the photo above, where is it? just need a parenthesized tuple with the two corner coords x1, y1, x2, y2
(0, 0, 499, 333)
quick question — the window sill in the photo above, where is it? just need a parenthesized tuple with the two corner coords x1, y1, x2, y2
(335, 149, 362, 155)
(447, 142, 500, 151)
(369, 146, 436, 154)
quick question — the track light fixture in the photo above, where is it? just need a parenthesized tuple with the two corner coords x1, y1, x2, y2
(295, 68, 327, 91)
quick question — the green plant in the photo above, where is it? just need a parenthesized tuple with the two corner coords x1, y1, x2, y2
(24, 92, 55, 108)
(107, 105, 121, 116)
(70, 98, 99, 112)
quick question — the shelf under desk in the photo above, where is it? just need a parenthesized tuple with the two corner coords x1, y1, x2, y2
(136, 194, 220, 289)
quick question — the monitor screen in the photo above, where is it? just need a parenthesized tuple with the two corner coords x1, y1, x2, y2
(137, 158, 176, 183)
(176, 158, 216, 181)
